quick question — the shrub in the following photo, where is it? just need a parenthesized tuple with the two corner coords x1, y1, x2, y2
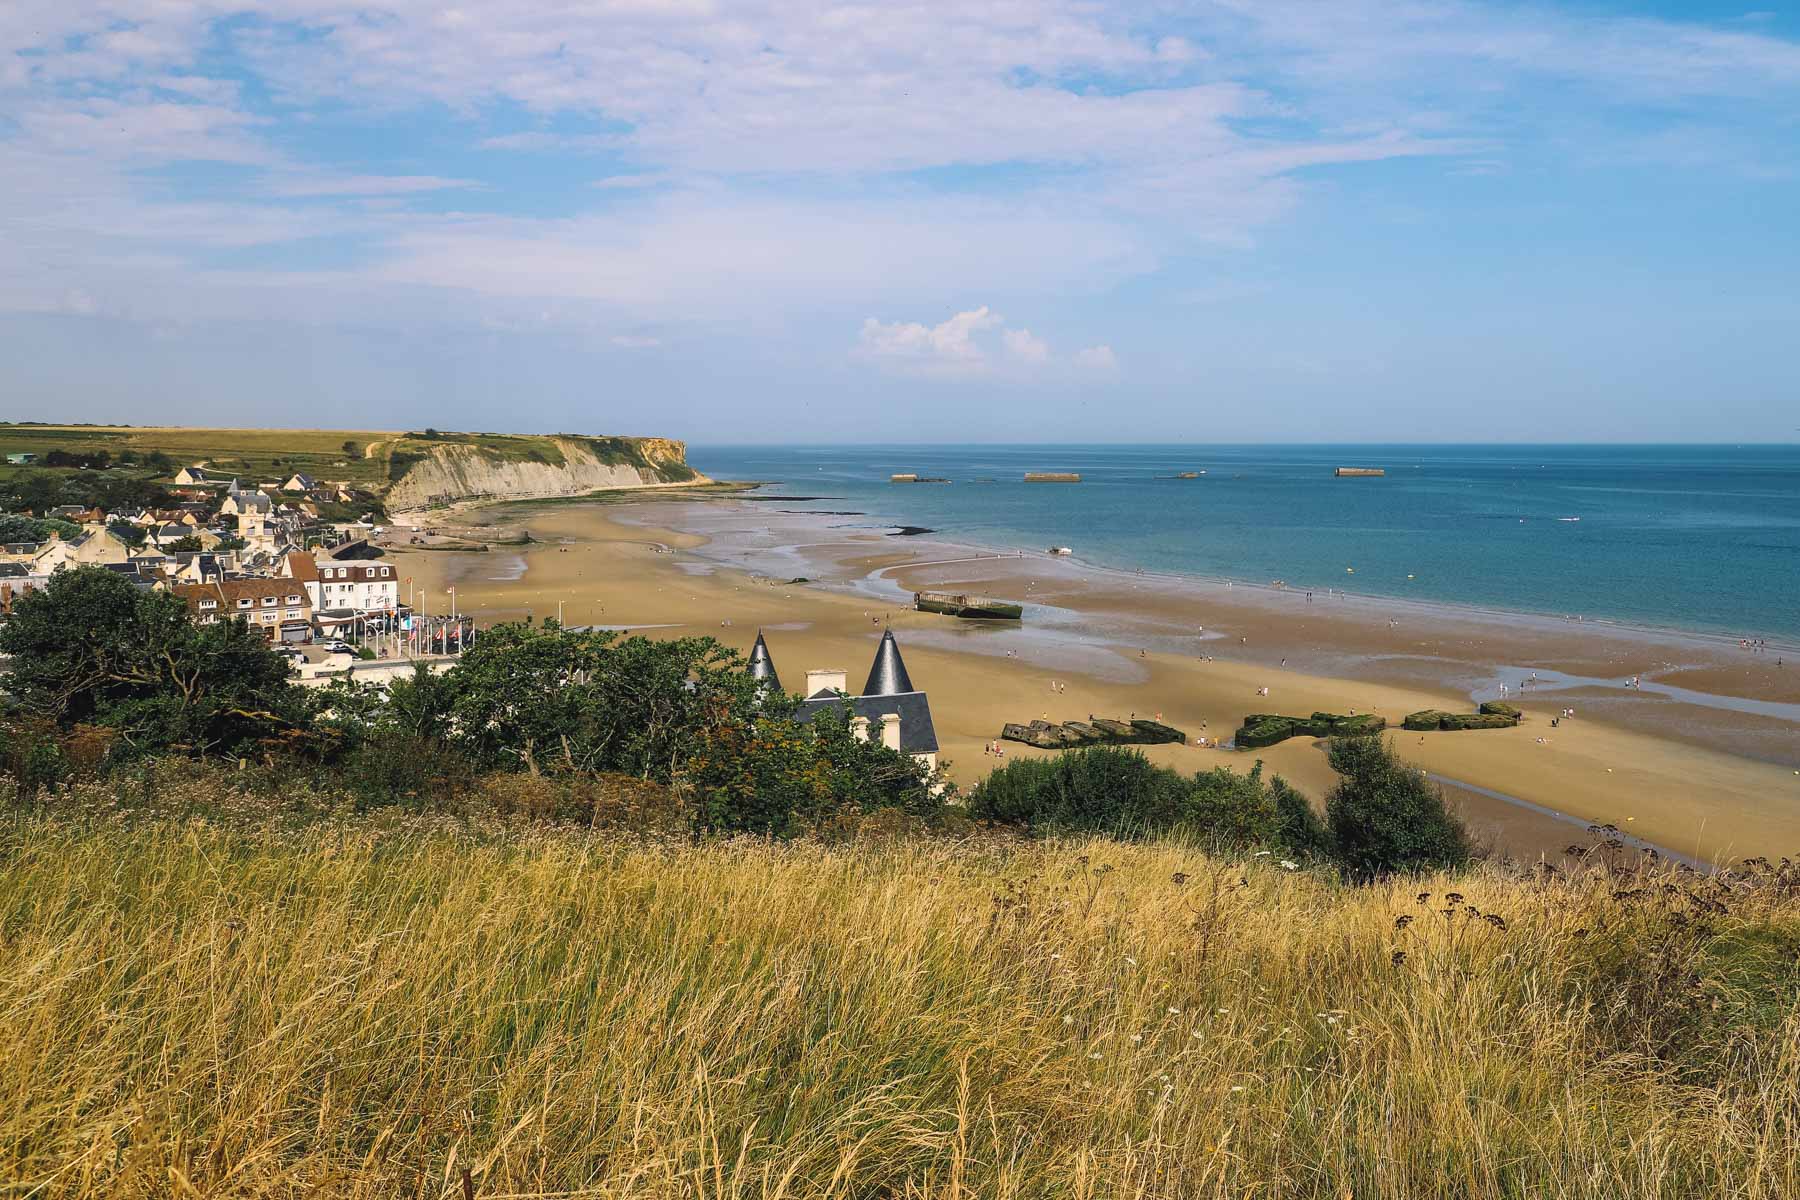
(969, 747, 1321, 855)
(1270, 776, 1331, 858)
(1325, 737, 1472, 878)
(341, 734, 479, 810)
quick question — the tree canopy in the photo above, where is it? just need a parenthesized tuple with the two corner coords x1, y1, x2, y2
(0, 567, 303, 759)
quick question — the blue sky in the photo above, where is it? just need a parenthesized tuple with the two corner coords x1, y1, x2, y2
(3, 1, 1798, 442)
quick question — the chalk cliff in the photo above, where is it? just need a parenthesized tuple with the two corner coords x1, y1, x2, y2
(382, 435, 704, 511)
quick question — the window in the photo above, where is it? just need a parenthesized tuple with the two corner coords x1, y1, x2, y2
(237, 598, 252, 609)
(198, 599, 217, 610)
(286, 594, 301, 604)
(262, 596, 276, 606)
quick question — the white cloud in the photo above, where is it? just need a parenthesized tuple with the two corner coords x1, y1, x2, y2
(860, 307, 1110, 378)
(610, 334, 662, 348)
(0, 0, 1796, 342)
(1004, 328, 1050, 364)
(269, 175, 477, 197)
(859, 307, 1001, 375)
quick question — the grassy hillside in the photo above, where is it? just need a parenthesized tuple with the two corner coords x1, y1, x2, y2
(0, 425, 696, 499)
(3, 789, 1796, 1197)
(0, 423, 399, 487)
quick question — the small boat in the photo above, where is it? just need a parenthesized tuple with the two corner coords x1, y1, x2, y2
(1558, 517, 1581, 522)
(1048, 546, 1073, 556)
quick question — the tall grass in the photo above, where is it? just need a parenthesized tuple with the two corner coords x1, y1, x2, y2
(2, 789, 1797, 1197)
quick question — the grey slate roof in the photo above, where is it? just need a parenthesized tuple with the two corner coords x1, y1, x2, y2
(862, 628, 915, 696)
(747, 630, 782, 693)
(795, 691, 939, 755)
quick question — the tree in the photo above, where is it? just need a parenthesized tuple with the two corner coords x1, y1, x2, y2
(437, 622, 779, 778)
(1324, 737, 1472, 879)
(0, 567, 303, 758)
(0, 513, 45, 542)
(167, 535, 204, 553)
(342, 440, 362, 459)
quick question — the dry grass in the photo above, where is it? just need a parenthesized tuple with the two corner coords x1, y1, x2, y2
(3, 788, 1798, 1198)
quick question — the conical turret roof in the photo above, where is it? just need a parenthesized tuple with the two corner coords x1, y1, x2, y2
(747, 630, 782, 692)
(861, 628, 916, 696)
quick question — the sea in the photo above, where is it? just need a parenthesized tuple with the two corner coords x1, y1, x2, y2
(686, 444, 1800, 643)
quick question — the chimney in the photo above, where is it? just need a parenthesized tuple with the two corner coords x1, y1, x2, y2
(880, 712, 902, 751)
(850, 715, 870, 743)
(805, 668, 847, 697)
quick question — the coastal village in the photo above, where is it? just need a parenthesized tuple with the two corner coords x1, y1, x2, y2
(0, 461, 472, 674)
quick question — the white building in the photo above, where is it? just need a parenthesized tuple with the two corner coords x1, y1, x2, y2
(282, 551, 400, 615)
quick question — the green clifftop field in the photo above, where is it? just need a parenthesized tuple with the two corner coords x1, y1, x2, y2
(0, 424, 699, 508)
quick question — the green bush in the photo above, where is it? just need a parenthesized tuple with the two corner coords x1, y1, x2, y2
(1325, 737, 1472, 879)
(969, 747, 1321, 855)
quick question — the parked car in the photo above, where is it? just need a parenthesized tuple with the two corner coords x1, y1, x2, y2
(322, 640, 353, 654)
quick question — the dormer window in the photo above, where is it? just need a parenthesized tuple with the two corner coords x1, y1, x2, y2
(237, 598, 251, 609)
(198, 599, 217, 610)
(261, 596, 276, 606)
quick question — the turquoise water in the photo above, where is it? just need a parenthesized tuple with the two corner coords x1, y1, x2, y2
(687, 445, 1800, 641)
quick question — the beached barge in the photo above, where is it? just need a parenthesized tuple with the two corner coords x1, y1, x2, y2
(890, 473, 951, 483)
(1334, 467, 1385, 477)
(1024, 472, 1081, 483)
(915, 590, 1023, 620)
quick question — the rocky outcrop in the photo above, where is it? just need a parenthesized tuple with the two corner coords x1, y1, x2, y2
(384, 436, 704, 510)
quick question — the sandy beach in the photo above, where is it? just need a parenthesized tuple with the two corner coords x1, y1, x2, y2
(388, 495, 1800, 866)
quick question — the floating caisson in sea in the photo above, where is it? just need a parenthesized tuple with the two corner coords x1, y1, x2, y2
(914, 591, 1023, 621)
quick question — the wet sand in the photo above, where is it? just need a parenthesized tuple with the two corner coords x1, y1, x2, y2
(390, 497, 1800, 866)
